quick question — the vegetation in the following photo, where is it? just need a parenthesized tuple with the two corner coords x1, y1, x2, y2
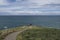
(16, 26, 60, 40)
(0, 26, 26, 40)
(0, 25, 60, 40)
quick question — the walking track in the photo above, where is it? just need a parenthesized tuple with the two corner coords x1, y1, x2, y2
(4, 29, 27, 40)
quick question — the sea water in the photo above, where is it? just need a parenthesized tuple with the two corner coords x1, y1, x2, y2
(0, 15, 60, 29)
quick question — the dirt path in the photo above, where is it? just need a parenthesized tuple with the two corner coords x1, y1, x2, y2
(4, 29, 27, 40)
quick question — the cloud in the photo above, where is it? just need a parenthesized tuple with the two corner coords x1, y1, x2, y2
(0, 0, 60, 15)
(7, 0, 16, 3)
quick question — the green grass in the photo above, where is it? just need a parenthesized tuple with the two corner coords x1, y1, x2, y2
(0, 26, 60, 40)
(16, 26, 60, 40)
(0, 26, 27, 40)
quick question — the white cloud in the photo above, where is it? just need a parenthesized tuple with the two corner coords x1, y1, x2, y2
(0, 0, 8, 5)
(0, 0, 60, 5)
(0, 0, 60, 15)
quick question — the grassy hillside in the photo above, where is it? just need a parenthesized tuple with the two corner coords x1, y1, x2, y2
(0, 26, 26, 40)
(16, 26, 60, 40)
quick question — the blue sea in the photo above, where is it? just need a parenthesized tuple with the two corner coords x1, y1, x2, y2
(0, 15, 60, 29)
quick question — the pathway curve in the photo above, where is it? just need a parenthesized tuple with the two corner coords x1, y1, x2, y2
(4, 29, 27, 40)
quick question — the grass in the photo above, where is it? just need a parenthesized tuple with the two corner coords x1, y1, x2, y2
(16, 26, 60, 40)
(0, 26, 27, 40)
(0, 25, 60, 40)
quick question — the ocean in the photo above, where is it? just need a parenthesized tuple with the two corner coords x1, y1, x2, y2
(0, 15, 60, 29)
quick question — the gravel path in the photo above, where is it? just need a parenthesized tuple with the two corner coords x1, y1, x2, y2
(4, 29, 27, 40)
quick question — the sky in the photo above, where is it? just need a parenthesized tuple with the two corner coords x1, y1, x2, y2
(0, 0, 60, 15)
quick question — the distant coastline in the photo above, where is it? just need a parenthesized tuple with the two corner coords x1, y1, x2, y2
(0, 15, 60, 16)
